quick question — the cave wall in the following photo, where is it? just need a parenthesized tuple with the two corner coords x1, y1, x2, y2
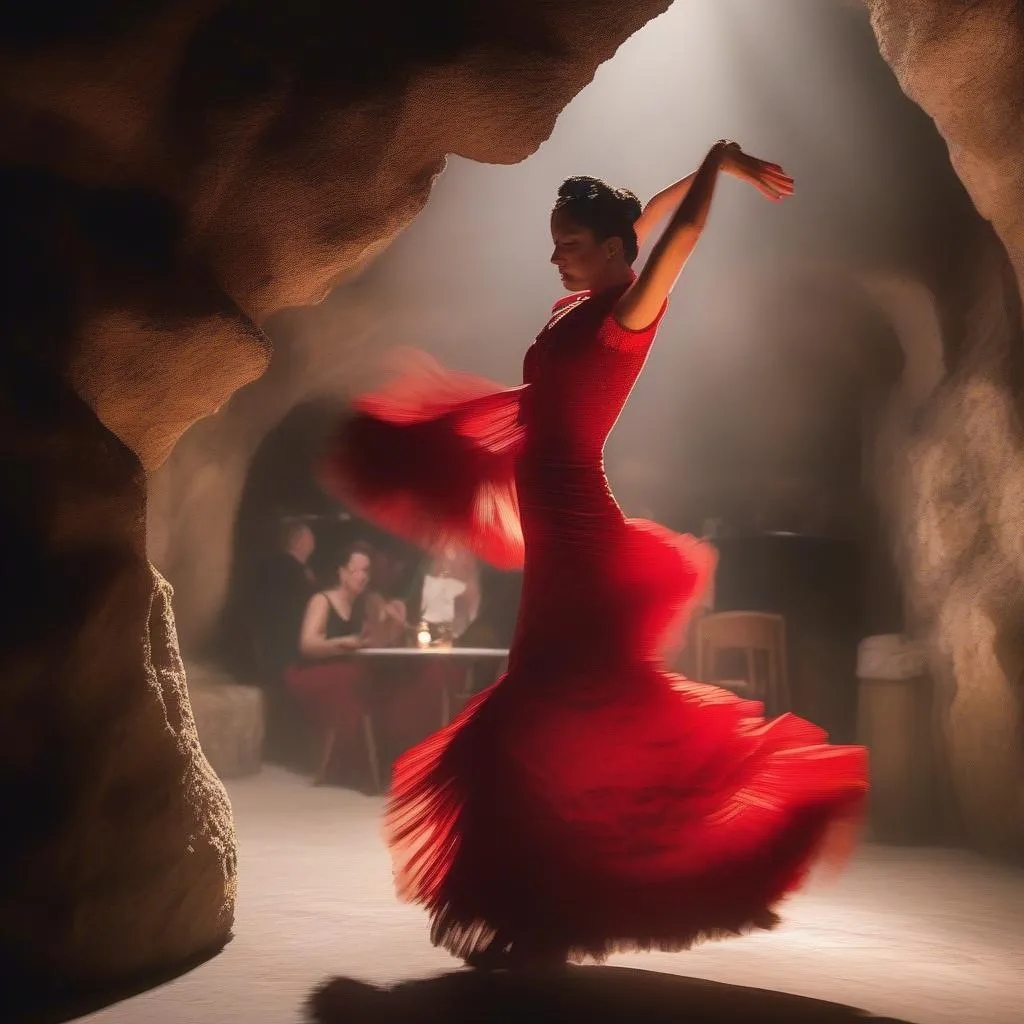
(0, 0, 672, 1001)
(867, 0, 1024, 855)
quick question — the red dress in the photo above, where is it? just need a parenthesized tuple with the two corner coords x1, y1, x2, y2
(322, 278, 869, 962)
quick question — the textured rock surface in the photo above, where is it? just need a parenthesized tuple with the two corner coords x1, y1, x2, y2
(0, 0, 673, 996)
(867, 0, 1024, 855)
(0, 378, 235, 991)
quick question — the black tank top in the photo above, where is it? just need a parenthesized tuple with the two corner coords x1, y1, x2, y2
(323, 592, 365, 639)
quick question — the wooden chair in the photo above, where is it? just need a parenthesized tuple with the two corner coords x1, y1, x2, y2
(695, 611, 791, 716)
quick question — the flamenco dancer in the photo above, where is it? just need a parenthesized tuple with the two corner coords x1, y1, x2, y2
(322, 140, 870, 968)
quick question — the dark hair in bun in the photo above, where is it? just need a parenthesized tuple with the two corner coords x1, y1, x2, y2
(553, 176, 643, 264)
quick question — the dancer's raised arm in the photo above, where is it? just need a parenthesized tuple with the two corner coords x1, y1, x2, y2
(633, 172, 697, 251)
(615, 142, 793, 330)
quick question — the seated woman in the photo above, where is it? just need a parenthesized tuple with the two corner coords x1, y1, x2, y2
(288, 540, 376, 784)
(293, 539, 447, 783)
(298, 540, 373, 658)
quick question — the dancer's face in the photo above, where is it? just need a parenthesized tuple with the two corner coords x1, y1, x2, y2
(550, 208, 620, 292)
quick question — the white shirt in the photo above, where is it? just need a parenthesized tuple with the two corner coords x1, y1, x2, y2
(421, 574, 467, 624)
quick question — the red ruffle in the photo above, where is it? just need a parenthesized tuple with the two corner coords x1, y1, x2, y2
(386, 672, 867, 961)
(319, 349, 526, 570)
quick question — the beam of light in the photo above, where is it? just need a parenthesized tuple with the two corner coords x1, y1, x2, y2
(325, 0, 966, 526)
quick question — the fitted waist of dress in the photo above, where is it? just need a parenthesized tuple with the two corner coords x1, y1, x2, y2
(517, 454, 612, 499)
(517, 445, 606, 475)
(516, 452, 623, 548)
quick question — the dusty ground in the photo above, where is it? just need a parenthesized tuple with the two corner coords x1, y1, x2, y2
(78, 767, 1022, 1024)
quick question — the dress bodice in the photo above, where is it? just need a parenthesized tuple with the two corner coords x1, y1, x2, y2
(520, 283, 666, 467)
(510, 282, 670, 633)
(515, 282, 667, 527)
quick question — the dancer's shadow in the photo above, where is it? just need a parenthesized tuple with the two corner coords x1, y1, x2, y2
(308, 967, 918, 1024)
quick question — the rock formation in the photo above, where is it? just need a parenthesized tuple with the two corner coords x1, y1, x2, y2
(0, 0, 672, 1003)
(867, 0, 1024, 855)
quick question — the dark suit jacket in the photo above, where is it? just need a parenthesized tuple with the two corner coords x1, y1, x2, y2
(250, 552, 316, 681)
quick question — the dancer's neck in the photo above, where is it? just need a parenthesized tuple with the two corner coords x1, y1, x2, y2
(586, 265, 636, 295)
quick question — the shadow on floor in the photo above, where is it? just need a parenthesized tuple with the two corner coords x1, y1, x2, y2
(3, 936, 230, 1024)
(308, 966, 918, 1024)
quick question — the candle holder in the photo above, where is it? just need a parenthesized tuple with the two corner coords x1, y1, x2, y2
(413, 620, 455, 649)
(415, 620, 432, 649)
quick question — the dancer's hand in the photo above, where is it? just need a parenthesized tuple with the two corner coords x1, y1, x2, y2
(721, 145, 794, 201)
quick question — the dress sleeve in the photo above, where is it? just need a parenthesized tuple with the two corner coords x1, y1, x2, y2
(319, 350, 527, 570)
(596, 298, 670, 354)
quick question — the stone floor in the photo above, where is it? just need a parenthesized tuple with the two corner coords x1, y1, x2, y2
(81, 767, 1023, 1024)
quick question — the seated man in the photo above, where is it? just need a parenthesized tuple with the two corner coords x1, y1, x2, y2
(245, 518, 318, 764)
(251, 518, 317, 679)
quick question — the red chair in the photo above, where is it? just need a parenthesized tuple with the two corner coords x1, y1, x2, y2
(285, 661, 381, 791)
